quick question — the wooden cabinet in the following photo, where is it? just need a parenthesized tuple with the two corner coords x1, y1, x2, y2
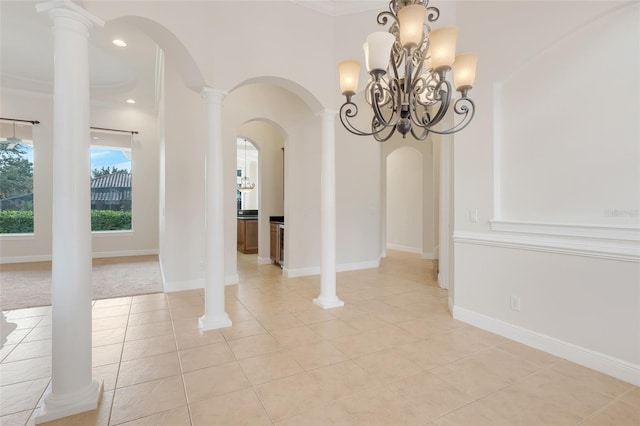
(237, 219, 258, 254)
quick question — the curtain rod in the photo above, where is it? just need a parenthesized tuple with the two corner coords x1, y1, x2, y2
(0, 117, 40, 125)
(0, 119, 138, 135)
(91, 126, 139, 135)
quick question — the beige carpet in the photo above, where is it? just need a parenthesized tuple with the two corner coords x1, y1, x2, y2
(0, 255, 163, 311)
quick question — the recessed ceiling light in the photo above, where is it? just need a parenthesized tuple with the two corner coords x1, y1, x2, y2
(112, 39, 127, 47)
(126, 98, 136, 104)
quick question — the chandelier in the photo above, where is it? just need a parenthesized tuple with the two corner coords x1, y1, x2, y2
(238, 139, 255, 193)
(337, 0, 478, 141)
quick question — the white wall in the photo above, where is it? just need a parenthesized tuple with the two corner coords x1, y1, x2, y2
(0, 91, 159, 263)
(335, 126, 381, 269)
(453, 1, 640, 384)
(498, 4, 639, 225)
(159, 63, 206, 290)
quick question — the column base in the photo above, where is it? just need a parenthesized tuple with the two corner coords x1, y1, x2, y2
(199, 313, 232, 331)
(1, 313, 17, 349)
(34, 379, 103, 424)
(313, 296, 344, 310)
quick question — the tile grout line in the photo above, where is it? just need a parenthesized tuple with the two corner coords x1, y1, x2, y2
(167, 293, 195, 426)
(103, 298, 133, 426)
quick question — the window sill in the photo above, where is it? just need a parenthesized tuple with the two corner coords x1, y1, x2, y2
(92, 230, 133, 236)
(0, 233, 36, 241)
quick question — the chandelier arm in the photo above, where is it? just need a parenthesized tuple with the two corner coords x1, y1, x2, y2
(423, 97, 476, 135)
(370, 80, 396, 128)
(373, 120, 397, 142)
(425, 6, 440, 22)
(422, 79, 452, 127)
(339, 100, 397, 137)
(407, 78, 439, 129)
(410, 125, 430, 141)
(377, 10, 398, 27)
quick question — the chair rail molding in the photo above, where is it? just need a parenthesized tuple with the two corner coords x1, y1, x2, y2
(490, 219, 640, 241)
(455, 221, 640, 263)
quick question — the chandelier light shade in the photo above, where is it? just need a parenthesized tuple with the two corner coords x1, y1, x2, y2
(453, 53, 478, 93)
(337, 0, 477, 141)
(364, 32, 396, 72)
(428, 26, 458, 71)
(338, 60, 361, 96)
(397, 4, 427, 48)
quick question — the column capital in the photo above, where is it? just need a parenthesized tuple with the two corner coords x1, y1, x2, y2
(316, 109, 339, 120)
(36, 0, 104, 29)
(201, 87, 228, 104)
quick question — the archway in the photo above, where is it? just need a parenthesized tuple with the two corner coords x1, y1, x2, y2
(223, 78, 326, 283)
(386, 146, 424, 254)
(238, 119, 286, 266)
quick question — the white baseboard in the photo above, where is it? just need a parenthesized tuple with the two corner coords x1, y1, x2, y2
(165, 274, 238, 292)
(285, 266, 319, 278)
(164, 279, 203, 293)
(438, 273, 449, 289)
(0, 254, 51, 264)
(453, 305, 640, 386)
(286, 259, 381, 278)
(337, 259, 380, 272)
(93, 249, 159, 259)
(225, 274, 239, 286)
(257, 256, 272, 265)
(421, 251, 437, 260)
(386, 244, 422, 254)
(0, 249, 159, 264)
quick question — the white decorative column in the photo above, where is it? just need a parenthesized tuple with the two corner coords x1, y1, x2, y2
(34, 1, 103, 423)
(314, 110, 344, 309)
(199, 88, 232, 330)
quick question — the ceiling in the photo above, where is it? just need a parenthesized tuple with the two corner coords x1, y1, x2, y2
(1, 1, 384, 111)
(1, 0, 158, 109)
(291, 0, 383, 16)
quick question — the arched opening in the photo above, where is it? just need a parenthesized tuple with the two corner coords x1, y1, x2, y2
(386, 146, 424, 254)
(237, 120, 286, 267)
(94, 14, 210, 292)
(224, 78, 325, 282)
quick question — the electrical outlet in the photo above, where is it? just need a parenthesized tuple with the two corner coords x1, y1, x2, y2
(510, 295, 521, 311)
(469, 209, 478, 222)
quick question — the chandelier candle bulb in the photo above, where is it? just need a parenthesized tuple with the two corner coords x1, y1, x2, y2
(338, 60, 361, 96)
(453, 53, 478, 94)
(428, 26, 459, 72)
(398, 4, 427, 48)
(364, 32, 396, 73)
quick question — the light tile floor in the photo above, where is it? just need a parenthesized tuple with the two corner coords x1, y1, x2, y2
(1, 251, 638, 425)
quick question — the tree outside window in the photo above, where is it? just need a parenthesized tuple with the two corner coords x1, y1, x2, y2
(0, 122, 34, 234)
(90, 130, 133, 232)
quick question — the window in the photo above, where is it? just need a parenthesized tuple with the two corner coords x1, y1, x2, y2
(90, 130, 132, 231)
(0, 122, 34, 234)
